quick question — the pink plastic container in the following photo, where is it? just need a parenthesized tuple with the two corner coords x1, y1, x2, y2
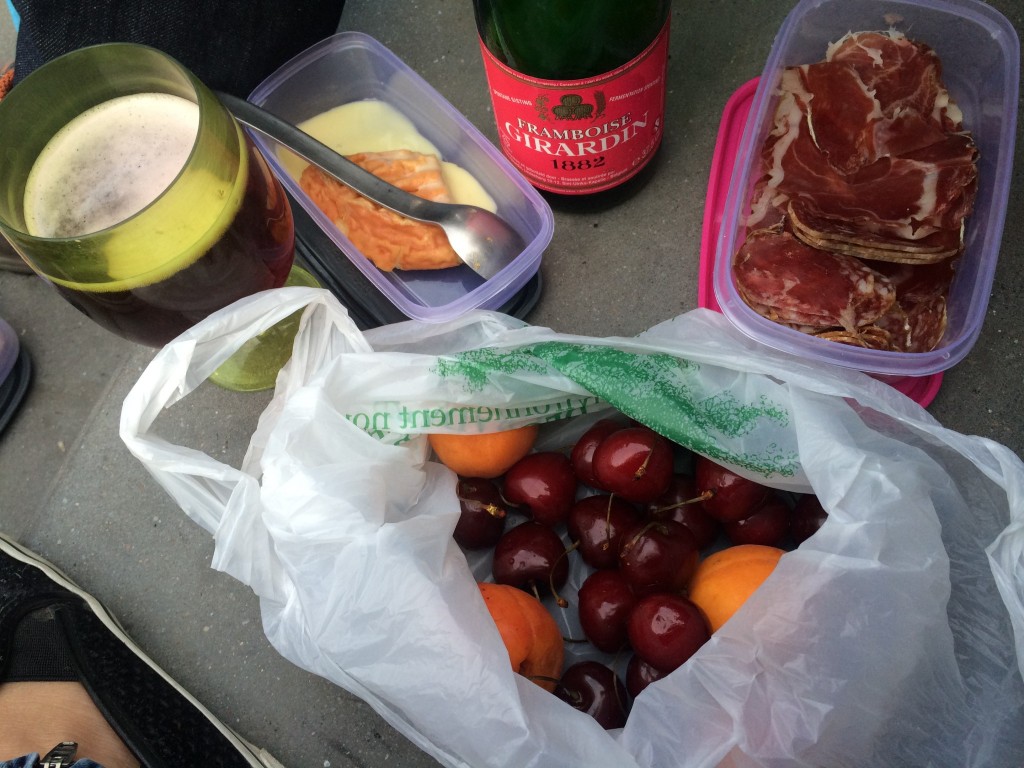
(710, 0, 1019, 379)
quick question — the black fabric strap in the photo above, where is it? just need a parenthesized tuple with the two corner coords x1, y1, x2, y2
(11, 0, 345, 96)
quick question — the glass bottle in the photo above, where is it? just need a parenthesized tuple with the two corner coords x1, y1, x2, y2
(474, 0, 671, 199)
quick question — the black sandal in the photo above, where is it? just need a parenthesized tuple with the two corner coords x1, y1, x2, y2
(0, 533, 282, 768)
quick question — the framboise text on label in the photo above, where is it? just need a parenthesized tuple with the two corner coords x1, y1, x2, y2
(479, 18, 670, 195)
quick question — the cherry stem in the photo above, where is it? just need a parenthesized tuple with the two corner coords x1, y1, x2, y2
(497, 490, 523, 512)
(549, 541, 578, 608)
(602, 494, 616, 551)
(650, 490, 714, 516)
(633, 448, 653, 480)
(620, 520, 664, 558)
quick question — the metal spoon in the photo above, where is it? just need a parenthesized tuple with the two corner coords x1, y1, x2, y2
(215, 91, 526, 280)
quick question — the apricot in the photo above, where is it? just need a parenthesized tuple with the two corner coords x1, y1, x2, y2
(428, 424, 539, 478)
(686, 544, 784, 633)
(478, 581, 564, 692)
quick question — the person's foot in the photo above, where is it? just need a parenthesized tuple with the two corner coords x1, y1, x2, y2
(0, 533, 283, 767)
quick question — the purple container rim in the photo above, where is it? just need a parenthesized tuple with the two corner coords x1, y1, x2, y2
(712, 0, 1020, 377)
(0, 316, 18, 384)
(247, 31, 554, 323)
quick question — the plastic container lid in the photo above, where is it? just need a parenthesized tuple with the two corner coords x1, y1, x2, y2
(711, 0, 1019, 377)
(0, 316, 30, 435)
(248, 32, 554, 323)
(0, 316, 17, 383)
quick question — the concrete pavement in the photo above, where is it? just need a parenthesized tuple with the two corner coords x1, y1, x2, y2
(1, 2, 1023, 766)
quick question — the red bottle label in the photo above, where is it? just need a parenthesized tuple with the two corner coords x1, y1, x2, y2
(478, 17, 670, 195)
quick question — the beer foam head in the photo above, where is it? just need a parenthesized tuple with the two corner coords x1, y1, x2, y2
(24, 92, 200, 238)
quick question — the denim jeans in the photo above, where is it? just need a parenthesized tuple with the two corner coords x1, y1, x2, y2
(1, 757, 104, 768)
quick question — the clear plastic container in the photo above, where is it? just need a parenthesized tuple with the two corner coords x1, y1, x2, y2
(713, 0, 1019, 376)
(0, 316, 16, 384)
(248, 32, 554, 323)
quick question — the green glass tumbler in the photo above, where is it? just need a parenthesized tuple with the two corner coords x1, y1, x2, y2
(0, 43, 297, 389)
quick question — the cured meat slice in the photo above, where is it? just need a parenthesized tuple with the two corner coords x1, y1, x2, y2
(801, 59, 882, 174)
(788, 199, 963, 264)
(872, 295, 947, 352)
(814, 325, 893, 350)
(870, 259, 955, 351)
(747, 31, 977, 246)
(734, 30, 977, 353)
(752, 86, 977, 244)
(826, 31, 964, 130)
(733, 230, 896, 330)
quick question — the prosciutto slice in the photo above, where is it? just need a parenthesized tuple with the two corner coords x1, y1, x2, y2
(735, 30, 977, 352)
(746, 30, 977, 252)
(827, 31, 964, 131)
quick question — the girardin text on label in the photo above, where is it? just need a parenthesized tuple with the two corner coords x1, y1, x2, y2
(503, 111, 654, 158)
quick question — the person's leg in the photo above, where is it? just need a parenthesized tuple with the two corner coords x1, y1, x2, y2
(0, 533, 281, 768)
(11, 0, 346, 95)
(0, 679, 137, 767)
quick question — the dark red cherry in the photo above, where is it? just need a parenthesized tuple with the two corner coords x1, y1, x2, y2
(555, 661, 630, 729)
(567, 494, 642, 570)
(592, 426, 674, 504)
(645, 474, 720, 550)
(694, 456, 771, 523)
(724, 495, 790, 547)
(453, 477, 508, 550)
(502, 451, 578, 527)
(626, 653, 668, 698)
(577, 569, 636, 654)
(627, 592, 710, 674)
(791, 494, 828, 544)
(492, 521, 570, 594)
(618, 520, 699, 595)
(571, 418, 623, 489)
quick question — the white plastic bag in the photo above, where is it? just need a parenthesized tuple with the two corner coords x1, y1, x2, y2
(121, 287, 1024, 768)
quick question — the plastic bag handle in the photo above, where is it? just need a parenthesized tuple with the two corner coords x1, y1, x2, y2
(119, 286, 370, 592)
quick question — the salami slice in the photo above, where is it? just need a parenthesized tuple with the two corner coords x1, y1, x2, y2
(733, 230, 896, 330)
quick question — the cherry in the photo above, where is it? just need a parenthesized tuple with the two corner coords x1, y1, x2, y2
(618, 519, 699, 595)
(502, 451, 578, 527)
(626, 653, 668, 698)
(570, 418, 622, 488)
(592, 426, 674, 503)
(453, 478, 508, 550)
(645, 474, 720, 550)
(577, 569, 636, 653)
(694, 456, 771, 523)
(492, 521, 570, 594)
(555, 661, 630, 729)
(791, 494, 828, 544)
(724, 495, 790, 547)
(627, 592, 710, 674)
(567, 494, 642, 570)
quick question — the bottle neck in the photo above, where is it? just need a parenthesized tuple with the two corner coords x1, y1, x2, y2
(475, 0, 672, 81)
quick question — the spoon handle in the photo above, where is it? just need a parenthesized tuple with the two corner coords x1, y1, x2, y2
(215, 91, 441, 222)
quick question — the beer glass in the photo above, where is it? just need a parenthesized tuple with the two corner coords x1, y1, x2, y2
(0, 43, 298, 389)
